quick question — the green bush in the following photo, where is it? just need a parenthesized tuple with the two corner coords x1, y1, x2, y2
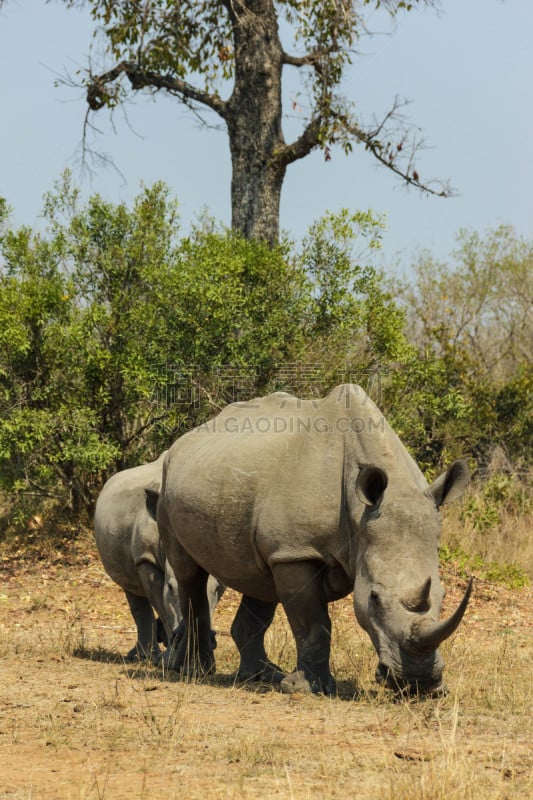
(1, 175, 531, 567)
(0, 178, 393, 520)
(440, 542, 529, 590)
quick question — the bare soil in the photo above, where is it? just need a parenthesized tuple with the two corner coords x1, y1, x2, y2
(1, 532, 532, 800)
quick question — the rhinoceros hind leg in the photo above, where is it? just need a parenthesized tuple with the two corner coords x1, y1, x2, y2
(164, 565, 215, 677)
(231, 595, 285, 685)
(124, 591, 160, 662)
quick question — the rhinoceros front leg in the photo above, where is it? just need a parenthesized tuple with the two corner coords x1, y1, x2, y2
(124, 590, 160, 662)
(231, 595, 285, 685)
(272, 561, 335, 696)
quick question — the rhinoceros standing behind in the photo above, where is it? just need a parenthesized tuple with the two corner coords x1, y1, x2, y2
(147, 385, 472, 695)
(94, 452, 224, 662)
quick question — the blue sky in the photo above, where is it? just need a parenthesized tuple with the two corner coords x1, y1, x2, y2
(1, 0, 532, 273)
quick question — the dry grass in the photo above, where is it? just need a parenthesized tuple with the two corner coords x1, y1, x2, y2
(0, 482, 532, 799)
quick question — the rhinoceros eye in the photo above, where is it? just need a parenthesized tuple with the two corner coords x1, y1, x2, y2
(370, 589, 381, 606)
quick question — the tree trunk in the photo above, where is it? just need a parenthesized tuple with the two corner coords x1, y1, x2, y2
(82, 0, 450, 246)
(226, 1, 286, 246)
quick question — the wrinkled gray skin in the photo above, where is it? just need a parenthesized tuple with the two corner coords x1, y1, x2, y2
(94, 452, 224, 663)
(149, 385, 472, 695)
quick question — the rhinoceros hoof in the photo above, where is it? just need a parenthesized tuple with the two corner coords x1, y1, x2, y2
(280, 670, 336, 697)
(280, 671, 313, 695)
(161, 643, 216, 678)
(125, 645, 161, 664)
(181, 660, 216, 680)
(237, 660, 285, 686)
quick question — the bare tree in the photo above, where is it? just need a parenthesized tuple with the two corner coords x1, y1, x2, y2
(63, 0, 446, 245)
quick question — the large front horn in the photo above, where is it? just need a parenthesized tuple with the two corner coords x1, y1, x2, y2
(403, 577, 473, 654)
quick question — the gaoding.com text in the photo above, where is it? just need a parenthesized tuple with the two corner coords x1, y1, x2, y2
(195, 415, 385, 435)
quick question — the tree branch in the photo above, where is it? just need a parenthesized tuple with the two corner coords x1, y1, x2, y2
(276, 115, 323, 167)
(277, 44, 336, 166)
(282, 48, 335, 74)
(86, 60, 228, 120)
(331, 100, 454, 198)
(121, 409, 171, 448)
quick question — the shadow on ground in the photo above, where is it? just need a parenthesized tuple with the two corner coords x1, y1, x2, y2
(73, 645, 369, 700)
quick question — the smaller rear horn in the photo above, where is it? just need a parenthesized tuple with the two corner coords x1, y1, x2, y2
(401, 577, 432, 613)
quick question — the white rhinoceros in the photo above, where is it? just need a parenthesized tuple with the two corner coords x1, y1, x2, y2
(94, 452, 224, 662)
(146, 385, 472, 695)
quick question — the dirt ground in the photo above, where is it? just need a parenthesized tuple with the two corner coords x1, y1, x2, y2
(1, 533, 532, 800)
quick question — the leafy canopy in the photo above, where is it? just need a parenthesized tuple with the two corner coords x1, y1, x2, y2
(0, 173, 395, 517)
(2, 175, 529, 528)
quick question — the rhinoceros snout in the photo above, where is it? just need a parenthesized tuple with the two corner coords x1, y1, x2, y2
(375, 661, 446, 697)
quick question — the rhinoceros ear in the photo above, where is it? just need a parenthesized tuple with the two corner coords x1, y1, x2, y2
(356, 465, 388, 507)
(429, 459, 470, 507)
(145, 487, 160, 520)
